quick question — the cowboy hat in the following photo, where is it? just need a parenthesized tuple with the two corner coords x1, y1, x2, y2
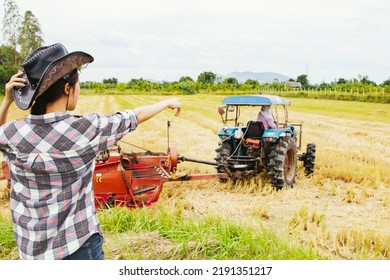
(13, 43, 94, 110)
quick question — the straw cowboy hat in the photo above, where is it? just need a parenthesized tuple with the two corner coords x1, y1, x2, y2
(13, 43, 94, 110)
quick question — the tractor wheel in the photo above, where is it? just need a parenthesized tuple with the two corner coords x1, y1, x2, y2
(267, 137, 297, 190)
(303, 143, 316, 175)
(214, 141, 232, 182)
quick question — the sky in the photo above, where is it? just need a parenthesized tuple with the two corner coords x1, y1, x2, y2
(4, 0, 390, 84)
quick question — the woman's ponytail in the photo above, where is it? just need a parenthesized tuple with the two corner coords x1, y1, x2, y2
(31, 99, 46, 115)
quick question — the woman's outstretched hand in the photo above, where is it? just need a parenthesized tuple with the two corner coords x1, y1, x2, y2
(166, 98, 181, 117)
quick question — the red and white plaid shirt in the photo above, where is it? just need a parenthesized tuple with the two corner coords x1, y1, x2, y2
(0, 110, 138, 259)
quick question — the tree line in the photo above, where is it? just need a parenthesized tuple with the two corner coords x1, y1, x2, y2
(1, 0, 390, 98)
(84, 72, 390, 99)
(1, 0, 43, 93)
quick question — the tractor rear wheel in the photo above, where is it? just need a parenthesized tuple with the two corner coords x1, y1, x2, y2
(267, 137, 297, 189)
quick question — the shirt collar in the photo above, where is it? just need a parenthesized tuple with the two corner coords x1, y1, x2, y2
(25, 112, 72, 124)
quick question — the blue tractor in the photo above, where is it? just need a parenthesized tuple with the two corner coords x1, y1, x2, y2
(214, 94, 316, 189)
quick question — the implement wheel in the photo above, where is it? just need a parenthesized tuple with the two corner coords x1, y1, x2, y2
(167, 146, 178, 172)
(214, 141, 232, 182)
(303, 143, 316, 175)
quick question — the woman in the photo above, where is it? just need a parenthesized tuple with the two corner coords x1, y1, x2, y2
(0, 43, 181, 260)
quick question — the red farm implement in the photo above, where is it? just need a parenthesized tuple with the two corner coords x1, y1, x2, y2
(0, 145, 228, 209)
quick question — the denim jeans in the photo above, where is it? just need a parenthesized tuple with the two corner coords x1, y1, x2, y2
(63, 233, 104, 260)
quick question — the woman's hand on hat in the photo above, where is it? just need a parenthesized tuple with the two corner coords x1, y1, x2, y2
(1, 71, 25, 125)
(5, 70, 26, 102)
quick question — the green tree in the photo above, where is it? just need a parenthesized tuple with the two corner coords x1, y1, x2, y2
(380, 79, 390, 87)
(92, 82, 105, 94)
(0, 45, 19, 94)
(179, 80, 196, 94)
(18, 10, 44, 59)
(319, 81, 331, 89)
(102, 77, 118, 85)
(2, 0, 21, 64)
(223, 77, 238, 85)
(244, 79, 260, 89)
(197, 71, 217, 84)
(116, 82, 127, 92)
(222, 77, 238, 91)
(336, 78, 348, 84)
(179, 76, 194, 82)
(127, 78, 153, 92)
(269, 79, 285, 90)
(161, 81, 174, 92)
(296, 74, 309, 88)
(359, 75, 376, 86)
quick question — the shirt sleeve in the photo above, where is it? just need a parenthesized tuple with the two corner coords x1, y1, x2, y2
(256, 113, 276, 129)
(266, 118, 277, 129)
(0, 123, 12, 154)
(91, 110, 139, 152)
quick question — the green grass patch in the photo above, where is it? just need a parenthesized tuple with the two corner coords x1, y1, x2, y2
(0, 207, 324, 260)
(286, 97, 390, 123)
(0, 219, 17, 259)
(75, 92, 390, 124)
(98, 207, 325, 260)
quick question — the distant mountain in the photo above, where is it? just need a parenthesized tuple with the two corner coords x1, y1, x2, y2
(222, 71, 291, 83)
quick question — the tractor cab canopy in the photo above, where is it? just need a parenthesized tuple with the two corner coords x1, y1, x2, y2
(218, 94, 292, 127)
(221, 94, 291, 106)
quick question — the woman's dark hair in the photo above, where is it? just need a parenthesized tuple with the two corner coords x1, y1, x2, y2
(31, 69, 79, 115)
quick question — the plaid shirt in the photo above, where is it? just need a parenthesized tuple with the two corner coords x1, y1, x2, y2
(0, 110, 138, 259)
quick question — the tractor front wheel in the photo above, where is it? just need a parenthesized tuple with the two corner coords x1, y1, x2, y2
(267, 137, 297, 190)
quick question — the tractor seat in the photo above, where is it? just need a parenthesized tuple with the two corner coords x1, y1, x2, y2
(244, 121, 265, 139)
(244, 121, 265, 146)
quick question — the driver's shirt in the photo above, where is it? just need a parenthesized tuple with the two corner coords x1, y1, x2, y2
(257, 111, 277, 129)
(0, 111, 138, 259)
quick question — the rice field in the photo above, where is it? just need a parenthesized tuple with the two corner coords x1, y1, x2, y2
(1, 94, 390, 259)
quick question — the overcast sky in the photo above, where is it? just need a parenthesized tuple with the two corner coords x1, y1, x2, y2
(7, 0, 390, 84)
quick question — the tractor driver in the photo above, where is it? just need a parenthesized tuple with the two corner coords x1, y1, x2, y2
(256, 105, 277, 129)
